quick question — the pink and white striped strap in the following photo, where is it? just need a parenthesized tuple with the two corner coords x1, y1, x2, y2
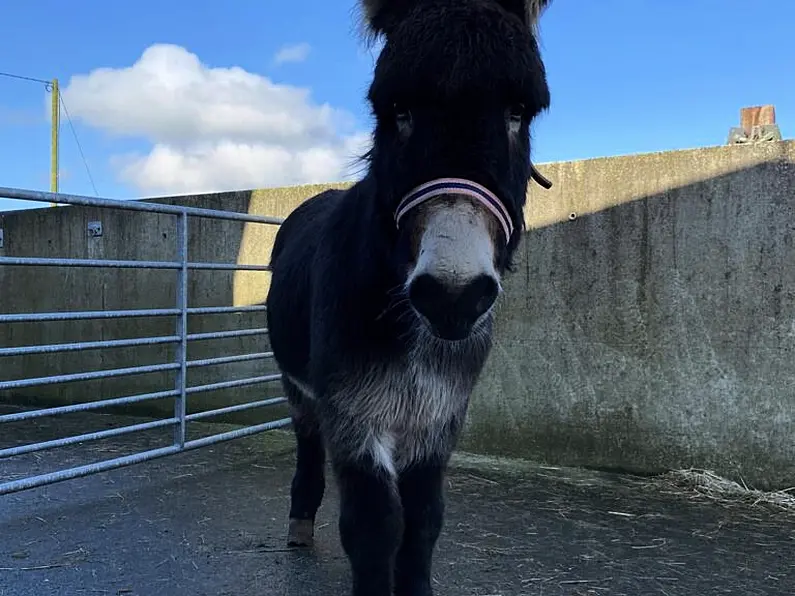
(394, 178, 514, 241)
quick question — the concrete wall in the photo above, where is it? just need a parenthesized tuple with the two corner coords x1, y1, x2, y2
(462, 140, 795, 490)
(1, 141, 793, 488)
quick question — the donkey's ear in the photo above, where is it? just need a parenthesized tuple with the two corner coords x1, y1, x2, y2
(494, 0, 552, 28)
(360, 0, 420, 36)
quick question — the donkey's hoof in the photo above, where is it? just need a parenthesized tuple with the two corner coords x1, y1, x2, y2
(287, 518, 315, 547)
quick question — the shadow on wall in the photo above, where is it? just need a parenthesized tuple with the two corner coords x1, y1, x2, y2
(464, 140, 795, 490)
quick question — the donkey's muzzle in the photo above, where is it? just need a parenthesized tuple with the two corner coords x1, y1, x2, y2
(408, 273, 499, 340)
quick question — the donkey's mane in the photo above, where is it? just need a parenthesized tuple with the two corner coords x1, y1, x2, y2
(360, 0, 552, 36)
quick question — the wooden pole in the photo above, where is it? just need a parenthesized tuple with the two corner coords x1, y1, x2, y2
(50, 78, 59, 205)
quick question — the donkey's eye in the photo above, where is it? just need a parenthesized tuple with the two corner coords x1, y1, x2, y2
(394, 104, 413, 136)
(507, 103, 525, 120)
(506, 103, 525, 133)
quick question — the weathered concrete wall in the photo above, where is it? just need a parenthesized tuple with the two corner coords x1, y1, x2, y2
(462, 140, 795, 489)
(1, 141, 793, 488)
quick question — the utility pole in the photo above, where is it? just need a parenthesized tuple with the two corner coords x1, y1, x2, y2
(50, 78, 59, 205)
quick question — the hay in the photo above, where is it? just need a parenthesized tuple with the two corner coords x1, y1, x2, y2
(659, 468, 795, 513)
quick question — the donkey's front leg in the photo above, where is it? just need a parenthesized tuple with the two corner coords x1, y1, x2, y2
(394, 462, 445, 596)
(336, 458, 403, 596)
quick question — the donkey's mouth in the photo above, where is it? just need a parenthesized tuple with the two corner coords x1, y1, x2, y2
(412, 307, 491, 343)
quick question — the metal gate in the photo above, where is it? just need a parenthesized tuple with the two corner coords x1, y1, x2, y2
(0, 187, 290, 496)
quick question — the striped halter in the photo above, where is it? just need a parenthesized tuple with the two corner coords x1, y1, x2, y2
(393, 178, 514, 241)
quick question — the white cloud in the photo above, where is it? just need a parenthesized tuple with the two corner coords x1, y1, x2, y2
(112, 134, 371, 194)
(61, 43, 370, 194)
(273, 42, 312, 65)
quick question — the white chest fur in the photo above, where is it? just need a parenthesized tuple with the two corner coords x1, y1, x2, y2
(284, 334, 484, 477)
(333, 345, 473, 477)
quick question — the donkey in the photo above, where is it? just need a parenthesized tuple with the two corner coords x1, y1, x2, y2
(265, 1, 553, 594)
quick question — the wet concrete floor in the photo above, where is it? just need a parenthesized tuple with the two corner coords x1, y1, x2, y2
(1, 408, 793, 595)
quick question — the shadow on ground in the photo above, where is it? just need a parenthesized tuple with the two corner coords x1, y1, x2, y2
(1, 408, 793, 595)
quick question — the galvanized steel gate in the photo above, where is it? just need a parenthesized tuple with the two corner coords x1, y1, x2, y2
(0, 187, 291, 496)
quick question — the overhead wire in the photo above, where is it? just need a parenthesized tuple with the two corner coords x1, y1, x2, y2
(0, 70, 99, 196)
(59, 94, 99, 196)
(0, 71, 51, 86)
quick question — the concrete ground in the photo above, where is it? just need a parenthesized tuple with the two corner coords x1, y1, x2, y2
(1, 407, 793, 596)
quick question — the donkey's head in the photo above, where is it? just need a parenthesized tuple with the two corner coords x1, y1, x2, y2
(362, 0, 552, 341)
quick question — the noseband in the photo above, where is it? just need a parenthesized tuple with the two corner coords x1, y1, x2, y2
(394, 178, 514, 241)
(393, 165, 553, 243)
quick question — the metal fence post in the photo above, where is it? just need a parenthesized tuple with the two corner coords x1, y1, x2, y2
(174, 212, 189, 448)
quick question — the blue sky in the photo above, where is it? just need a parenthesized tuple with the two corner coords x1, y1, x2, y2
(1, 0, 793, 212)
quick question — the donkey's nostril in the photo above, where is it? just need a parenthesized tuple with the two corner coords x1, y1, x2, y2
(461, 274, 500, 320)
(408, 273, 499, 340)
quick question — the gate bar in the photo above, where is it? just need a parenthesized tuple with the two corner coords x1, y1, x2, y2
(186, 352, 273, 368)
(0, 308, 180, 323)
(187, 305, 267, 315)
(188, 262, 271, 271)
(0, 257, 272, 272)
(186, 328, 269, 341)
(0, 417, 177, 458)
(0, 335, 181, 357)
(0, 257, 180, 269)
(184, 396, 286, 422)
(0, 186, 285, 225)
(0, 306, 267, 330)
(0, 417, 292, 496)
(0, 354, 273, 390)
(0, 396, 290, 459)
(185, 373, 282, 395)
(0, 389, 180, 423)
(0, 362, 181, 391)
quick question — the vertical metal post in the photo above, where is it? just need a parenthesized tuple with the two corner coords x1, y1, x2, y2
(174, 212, 188, 447)
(50, 78, 60, 207)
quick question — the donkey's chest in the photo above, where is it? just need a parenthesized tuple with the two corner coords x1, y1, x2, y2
(343, 359, 468, 422)
(332, 360, 473, 473)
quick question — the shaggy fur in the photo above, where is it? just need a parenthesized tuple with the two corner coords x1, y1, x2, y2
(266, 1, 552, 594)
(362, 0, 552, 33)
